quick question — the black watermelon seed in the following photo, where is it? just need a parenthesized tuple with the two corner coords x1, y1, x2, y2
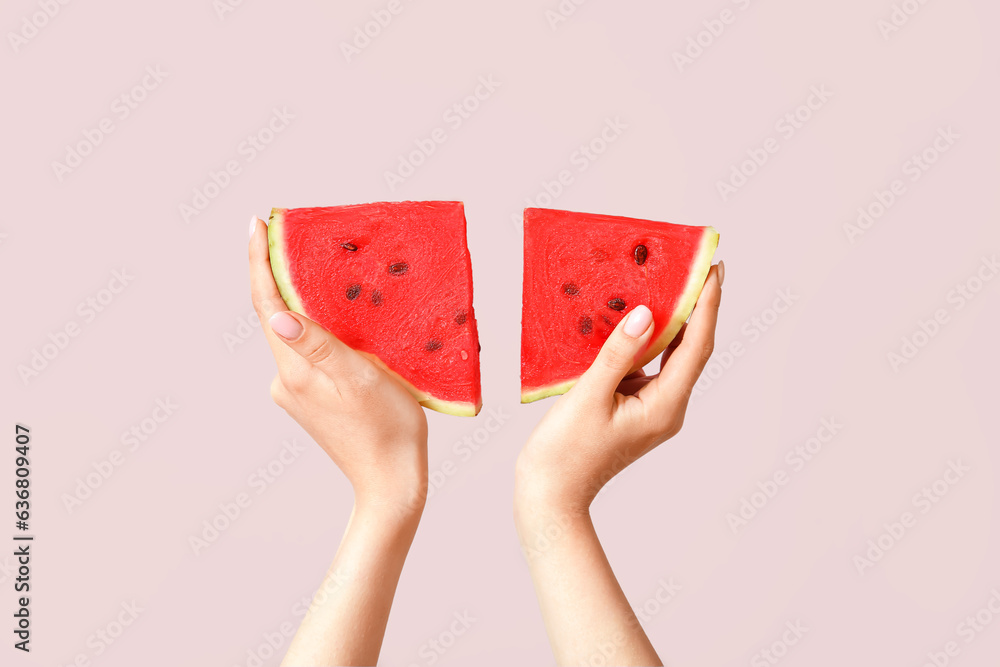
(342, 242, 358, 252)
(601, 315, 613, 327)
(346, 284, 361, 301)
(455, 311, 468, 325)
(634, 244, 648, 266)
(579, 315, 593, 335)
(371, 290, 382, 306)
(389, 262, 409, 276)
(477, 342, 482, 353)
(608, 298, 626, 311)
(425, 339, 443, 352)
(563, 282, 580, 296)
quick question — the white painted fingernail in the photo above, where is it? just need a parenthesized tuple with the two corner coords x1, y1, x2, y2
(269, 311, 303, 341)
(623, 305, 653, 338)
(249, 216, 258, 239)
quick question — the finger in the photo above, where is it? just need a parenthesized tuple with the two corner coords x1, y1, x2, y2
(643, 264, 723, 405)
(616, 375, 655, 396)
(572, 305, 655, 402)
(659, 322, 688, 372)
(249, 215, 312, 377)
(618, 366, 653, 395)
(268, 310, 362, 385)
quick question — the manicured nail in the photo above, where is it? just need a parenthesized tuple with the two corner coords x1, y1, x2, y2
(623, 305, 653, 338)
(269, 311, 303, 340)
(717, 260, 726, 287)
(249, 216, 258, 239)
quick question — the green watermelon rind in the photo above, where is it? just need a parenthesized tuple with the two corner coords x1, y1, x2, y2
(520, 226, 720, 403)
(520, 379, 578, 404)
(266, 207, 481, 418)
(267, 208, 305, 314)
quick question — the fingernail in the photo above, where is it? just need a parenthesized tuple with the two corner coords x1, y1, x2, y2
(269, 311, 303, 340)
(717, 260, 726, 287)
(623, 305, 653, 338)
(249, 216, 258, 239)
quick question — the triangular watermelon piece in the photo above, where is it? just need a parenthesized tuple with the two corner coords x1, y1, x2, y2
(268, 202, 482, 416)
(520, 208, 719, 403)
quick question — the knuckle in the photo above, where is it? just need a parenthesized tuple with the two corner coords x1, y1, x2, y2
(252, 294, 282, 319)
(650, 411, 682, 439)
(698, 339, 716, 365)
(301, 334, 335, 366)
(600, 344, 630, 373)
(280, 369, 312, 395)
(345, 363, 378, 392)
(250, 294, 265, 318)
(269, 376, 290, 407)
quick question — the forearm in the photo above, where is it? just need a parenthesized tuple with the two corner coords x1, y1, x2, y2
(514, 489, 660, 666)
(282, 499, 422, 666)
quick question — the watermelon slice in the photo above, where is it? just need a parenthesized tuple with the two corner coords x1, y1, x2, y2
(268, 202, 482, 416)
(520, 208, 719, 403)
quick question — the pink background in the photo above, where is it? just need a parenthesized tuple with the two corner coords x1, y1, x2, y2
(3, 0, 999, 665)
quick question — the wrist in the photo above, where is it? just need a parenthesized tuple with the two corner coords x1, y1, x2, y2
(513, 483, 594, 563)
(351, 493, 424, 544)
(354, 460, 427, 521)
(356, 477, 426, 523)
(514, 471, 591, 542)
(514, 450, 596, 521)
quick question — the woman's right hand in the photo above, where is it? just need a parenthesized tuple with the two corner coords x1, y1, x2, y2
(515, 263, 724, 515)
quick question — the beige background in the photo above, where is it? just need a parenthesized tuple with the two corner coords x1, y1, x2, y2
(3, 0, 999, 665)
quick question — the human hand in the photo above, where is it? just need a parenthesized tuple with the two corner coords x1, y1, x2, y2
(515, 263, 724, 515)
(249, 216, 428, 516)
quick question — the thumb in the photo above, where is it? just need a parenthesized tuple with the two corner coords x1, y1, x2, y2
(268, 310, 357, 380)
(574, 305, 655, 400)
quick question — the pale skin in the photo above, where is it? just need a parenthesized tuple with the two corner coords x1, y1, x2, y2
(251, 212, 723, 666)
(515, 263, 723, 666)
(250, 216, 429, 666)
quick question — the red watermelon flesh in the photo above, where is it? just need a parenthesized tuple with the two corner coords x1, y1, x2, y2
(520, 208, 719, 402)
(268, 202, 482, 416)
